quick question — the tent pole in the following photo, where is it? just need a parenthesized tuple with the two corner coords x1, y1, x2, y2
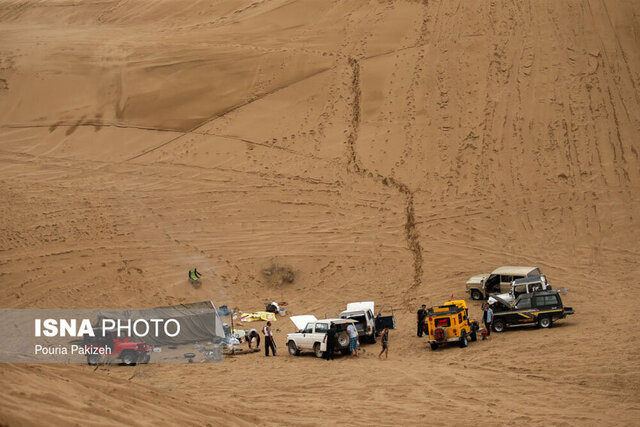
(230, 308, 235, 355)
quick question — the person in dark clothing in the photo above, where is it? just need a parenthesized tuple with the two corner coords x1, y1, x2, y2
(378, 327, 389, 359)
(263, 321, 276, 356)
(324, 324, 337, 361)
(417, 304, 427, 337)
(484, 303, 493, 336)
(246, 328, 260, 349)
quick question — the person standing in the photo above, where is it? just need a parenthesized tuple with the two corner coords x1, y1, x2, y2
(417, 304, 427, 337)
(263, 321, 276, 356)
(324, 323, 337, 361)
(485, 304, 493, 336)
(346, 322, 359, 358)
(378, 327, 389, 359)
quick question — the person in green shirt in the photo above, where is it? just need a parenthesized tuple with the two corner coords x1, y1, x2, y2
(188, 268, 202, 281)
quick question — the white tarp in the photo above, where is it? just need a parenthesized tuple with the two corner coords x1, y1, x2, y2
(289, 315, 317, 330)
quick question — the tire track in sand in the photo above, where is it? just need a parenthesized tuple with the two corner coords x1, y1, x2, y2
(345, 57, 424, 303)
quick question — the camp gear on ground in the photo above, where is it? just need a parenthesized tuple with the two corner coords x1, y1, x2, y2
(217, 305, 231, 316)
(232, 329, 246, 339)
(240, 311, 277, 322)
(266, 302, 279, 313)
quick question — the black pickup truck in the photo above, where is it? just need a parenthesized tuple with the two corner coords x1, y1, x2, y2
(490, 290, 574, 332)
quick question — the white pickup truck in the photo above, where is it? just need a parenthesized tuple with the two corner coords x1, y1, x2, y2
(286, 316, 355, 358)
(339, 301, 396, 344)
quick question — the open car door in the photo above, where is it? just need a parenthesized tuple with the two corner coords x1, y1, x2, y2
(375, 306, 396, 330)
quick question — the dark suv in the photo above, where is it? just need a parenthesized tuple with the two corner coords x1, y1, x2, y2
(491, 290, 574, 332)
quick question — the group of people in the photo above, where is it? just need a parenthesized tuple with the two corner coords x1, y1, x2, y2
(245, 321, 390, 360)
(244, 299, 493, 360)
(323, 322, 390, 360)
(243, 321, 278, 356)
(246, 321, 277, 356)
(240, 299, 495, 360)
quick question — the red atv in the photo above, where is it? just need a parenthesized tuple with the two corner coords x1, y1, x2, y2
(83, 329, 151, 366)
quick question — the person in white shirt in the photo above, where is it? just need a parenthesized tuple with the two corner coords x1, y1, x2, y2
(263, 321, 276, 356)
(346, 323, 359, 358)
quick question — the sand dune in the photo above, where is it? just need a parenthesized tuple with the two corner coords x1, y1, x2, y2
(0, 0, 639, 425)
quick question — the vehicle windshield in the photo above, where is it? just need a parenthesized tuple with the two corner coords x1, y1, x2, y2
(333, 323, 351, 332)
(315, 323, 328, 333)
(515, 296, 532, 309)
(340, 311, 366, 323)
(491, 296, 512, 312)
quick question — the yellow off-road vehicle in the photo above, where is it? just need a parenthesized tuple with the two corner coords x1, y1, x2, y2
(425, 300, 479, 350)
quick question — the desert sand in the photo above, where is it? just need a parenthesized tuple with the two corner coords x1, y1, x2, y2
(0, 0, 639, 425)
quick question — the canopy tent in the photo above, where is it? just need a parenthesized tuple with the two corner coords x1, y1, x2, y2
(97, 301, 224, 346)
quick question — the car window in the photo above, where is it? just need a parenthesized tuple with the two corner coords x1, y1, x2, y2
(501, 275, 513, 283)
(434, 318, 451, 327)
(535, 295, 559, 307)
(302, 323, 314, 334)
(516, 297, 531, 309)
(544, 295, 559, 306)
(314, 323, 328, 333)
(513, 284, 527, 297)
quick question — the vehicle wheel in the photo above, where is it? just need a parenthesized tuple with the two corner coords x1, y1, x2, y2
(459, 332, 468, 348)
(86, 354, 100, 366)
(337, 333, 349, 347)
(313, 343, 324, 358)
(121, 350, 138, 366)
(430, 343, 438, 351)
(287, 341, 300, 356)
(341, 349, 351, 356)
(470, 329, 477, 342)
(369, 333, 377, 344)
(493, 319, 506, 333)
(538, 316, 552, 329)
(140, 353, 150, 364)
(471, 290, 482, 300)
